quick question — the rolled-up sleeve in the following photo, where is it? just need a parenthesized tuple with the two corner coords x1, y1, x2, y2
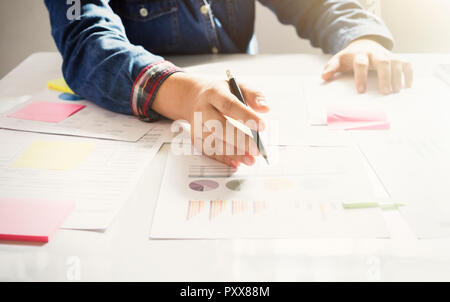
(44, 0, 182, 120)
(258, 0, 394, 54)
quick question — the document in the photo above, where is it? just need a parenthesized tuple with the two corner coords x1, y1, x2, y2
(435, 64, 450, 86)
(305, 75, 450, 132)
(0, 124, 169, 230)
(356, 131, 450, 238)
(172, 75, 352, 147)
(0, 89, 159, 142)
(0, 95, 31, 114)
(150, 145, 388, 239)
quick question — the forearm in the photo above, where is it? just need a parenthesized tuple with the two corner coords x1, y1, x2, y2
(45, 0, 180, 119)
(258, 0, 394, 54)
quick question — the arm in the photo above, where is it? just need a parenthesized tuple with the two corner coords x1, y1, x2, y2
(258, 0, 393, 54)
(44, 0, 180, 120)
(45, 0, 268, 168)
(258, 0, 412, 94)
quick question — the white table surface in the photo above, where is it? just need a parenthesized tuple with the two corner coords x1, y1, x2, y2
(1, 52, 450, 281)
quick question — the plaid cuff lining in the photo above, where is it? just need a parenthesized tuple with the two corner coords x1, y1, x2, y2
(131, 60, 182, 121)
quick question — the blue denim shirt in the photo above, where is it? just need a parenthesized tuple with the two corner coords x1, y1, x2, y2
(44, 0, 393, 120)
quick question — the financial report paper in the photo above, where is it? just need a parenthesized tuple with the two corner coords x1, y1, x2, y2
(0, 125, 169, 230)
(150, 144, 388, 239)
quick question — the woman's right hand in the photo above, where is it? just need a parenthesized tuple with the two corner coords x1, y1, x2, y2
(152, 73, 270, 168)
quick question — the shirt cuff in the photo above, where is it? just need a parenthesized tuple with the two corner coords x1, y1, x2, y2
(130, 60, 183, 121)
(331, 25, 394, 54)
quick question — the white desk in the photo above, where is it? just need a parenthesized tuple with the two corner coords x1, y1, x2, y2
(1, 52, 450, 281)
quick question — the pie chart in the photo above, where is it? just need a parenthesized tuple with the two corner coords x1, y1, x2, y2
(188, 179, 219, 192)
(226, 179, 251, 191)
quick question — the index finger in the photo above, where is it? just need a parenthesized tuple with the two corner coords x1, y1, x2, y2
(353, 53, 369, 93)
(210, 92, 266, 131)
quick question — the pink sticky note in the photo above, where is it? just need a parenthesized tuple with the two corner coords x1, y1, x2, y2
(344, 121, 391, 130)
(327, 107, 390, 130)
(8, 101, 85, 123)
(0, 198, 75, 243)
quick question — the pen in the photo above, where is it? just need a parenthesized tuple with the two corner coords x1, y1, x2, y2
(226, 69, 269, 164)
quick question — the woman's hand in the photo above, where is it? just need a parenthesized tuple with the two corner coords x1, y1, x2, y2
(322, 38, 413, 94)
(152, 73, 269, 168)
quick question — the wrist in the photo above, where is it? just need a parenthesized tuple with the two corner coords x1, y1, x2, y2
(152, 72, 204, 122)
(348, 35, 385, 48)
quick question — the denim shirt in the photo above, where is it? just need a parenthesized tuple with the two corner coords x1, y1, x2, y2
(44, 0, 393, 120)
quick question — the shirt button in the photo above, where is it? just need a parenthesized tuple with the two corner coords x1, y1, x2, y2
(211, 46, 218, 54)
(139, 7, 148, 18)
(200, 4, 209, 15)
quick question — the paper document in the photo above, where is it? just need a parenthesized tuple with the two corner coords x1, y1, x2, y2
(356, 131, 450, 238)
(0, 125, 169, 230)
(0, 89, 158, 142)
(150, 145, 388, 239)
(0, 95, 31, 114)
(435, 64, 450, 86)
(169, 75, 352, 147)
(306, 75, 450, 132)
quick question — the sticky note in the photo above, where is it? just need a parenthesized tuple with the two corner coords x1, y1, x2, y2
(47, 78, 75, 95)
(342, 202, 405, 210)
(0, 198, 75, 243)
(342, 202, 380, 209)
(11, 140, 94, 170)
(327, 107, 390, 130)
(8, 101, 85, 123)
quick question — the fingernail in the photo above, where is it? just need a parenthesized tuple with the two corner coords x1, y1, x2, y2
(243, 156, 254, 166)
(256, 97, 267, 106)
(357, 84, 365, 93)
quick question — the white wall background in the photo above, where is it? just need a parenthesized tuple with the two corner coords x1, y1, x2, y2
(1, 0, 450, 78)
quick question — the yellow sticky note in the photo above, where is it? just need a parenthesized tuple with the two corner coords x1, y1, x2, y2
(47, 78, 75, 95)
(12, 141, 94, 170)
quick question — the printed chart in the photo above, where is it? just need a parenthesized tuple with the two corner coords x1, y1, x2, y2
(150, 145, 388, 239)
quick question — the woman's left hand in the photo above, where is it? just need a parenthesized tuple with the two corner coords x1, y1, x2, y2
(321, 38, 413, 94)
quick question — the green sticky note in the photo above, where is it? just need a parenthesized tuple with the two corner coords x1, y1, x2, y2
(342, 202, 380, 209)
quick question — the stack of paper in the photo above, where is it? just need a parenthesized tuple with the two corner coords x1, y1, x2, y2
(0, 89, 156, 142)
(0, 126, 168, 230)
(0, 76, 173, 234)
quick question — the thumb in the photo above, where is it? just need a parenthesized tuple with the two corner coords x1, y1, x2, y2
(322, 56, 341, 81)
